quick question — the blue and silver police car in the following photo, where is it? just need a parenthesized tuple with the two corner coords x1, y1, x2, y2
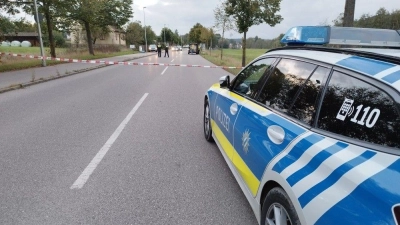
(203, 26, 400, 225)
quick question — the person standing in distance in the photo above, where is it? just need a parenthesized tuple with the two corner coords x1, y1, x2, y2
(157, 43, 162, 57)
(164, 45, 169, 57)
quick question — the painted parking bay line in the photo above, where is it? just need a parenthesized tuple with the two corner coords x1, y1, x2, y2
(70, 93, 149, 189)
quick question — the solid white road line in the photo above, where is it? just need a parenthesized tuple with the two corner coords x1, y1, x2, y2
(171, 59, 175, 63)
(70, 93, 149, 189)
(161, 67, 168, 75)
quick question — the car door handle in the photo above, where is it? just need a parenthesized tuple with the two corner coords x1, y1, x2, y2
(267, 125, 285, 145)
(230, 103, 239, 115)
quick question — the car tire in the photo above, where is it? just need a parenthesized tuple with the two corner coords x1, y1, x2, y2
(204, 99, 213, 142)
(261, 187, 300, 225)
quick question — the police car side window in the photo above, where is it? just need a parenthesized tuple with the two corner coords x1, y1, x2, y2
(318, 71, 400, 148)
(288, 66, 331, 125)
(257, 58, 317, 113)
(232, 58, 276, 98)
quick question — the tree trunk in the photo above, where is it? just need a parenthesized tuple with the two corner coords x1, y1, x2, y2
(343, 0, 356, 27)
(43, 3, 56, 58)
(221, 29, 224, 60)
(83, 21, 94, 55)
(242, 31, 246, 67)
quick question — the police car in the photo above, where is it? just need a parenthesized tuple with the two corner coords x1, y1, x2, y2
(203, 26, 400, 225)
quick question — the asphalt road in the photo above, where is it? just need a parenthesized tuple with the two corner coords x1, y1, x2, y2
(0, 50, 258, 225)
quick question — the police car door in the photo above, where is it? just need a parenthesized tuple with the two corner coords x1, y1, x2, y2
(227, 57, 278, 195)
(233, 58, 330, 197)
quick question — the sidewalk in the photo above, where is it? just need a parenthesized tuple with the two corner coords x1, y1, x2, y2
(0, 52, 155, 93)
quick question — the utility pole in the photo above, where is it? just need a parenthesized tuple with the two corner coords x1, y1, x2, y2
(143, 7, 147, 52)
(343, 0, 356, 27)
(33, 0, 46, 66)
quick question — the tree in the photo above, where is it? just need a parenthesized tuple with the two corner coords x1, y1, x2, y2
(125, 21, 144, 47)
(214, 1, 234, 60)
(332, 13, 344, 26)
(0, 15, 15, 39)
(188, 23, 205, 44)
(343, 0, 356, 27)
(225, 0, 283, 66)
(14, 0, 63, 58)
(60, 0, 133, 55)
(144, 26, 157, 45)
(160, 27, 177, 45)
(13, 18, 36, 32)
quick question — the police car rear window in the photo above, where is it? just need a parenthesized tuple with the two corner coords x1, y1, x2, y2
(317, 71, 400, 149)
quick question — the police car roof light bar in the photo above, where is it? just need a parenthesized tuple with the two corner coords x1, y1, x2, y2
(281, 26, 400, 47)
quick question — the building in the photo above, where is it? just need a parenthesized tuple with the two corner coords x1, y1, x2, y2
(70, 26, 126, 46)
(3, 32, 39, 46)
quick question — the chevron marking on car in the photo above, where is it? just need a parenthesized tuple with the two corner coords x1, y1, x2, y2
(302, 152, 399, 225)
(392, 78, 400, 91)
(272, 133, 325, 174)
(290, 143, 366, 198)
(374, 65, 400, 79)
(298, 150, 376, 207)
(280, 139, 349, 186)
(266, 131, 316, 171)
(381, 69, 400, 84)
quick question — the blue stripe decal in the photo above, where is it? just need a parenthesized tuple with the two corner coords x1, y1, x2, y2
(336, 56, 395, 76)
(298, 150, 376, 208)
(272, 134, 325, 174)
(315, 159, 400, 225)
(382, 70, 400, 84)
(286, 142, 349, 187)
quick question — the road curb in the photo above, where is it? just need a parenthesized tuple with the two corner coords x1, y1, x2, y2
(0, 53, 154, 94)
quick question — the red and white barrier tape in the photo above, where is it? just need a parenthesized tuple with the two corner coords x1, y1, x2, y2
(0, 52, 245, 69)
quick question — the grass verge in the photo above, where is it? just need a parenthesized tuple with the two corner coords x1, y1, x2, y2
(0, 47, 138, 73)
(202, 48, 267, 75)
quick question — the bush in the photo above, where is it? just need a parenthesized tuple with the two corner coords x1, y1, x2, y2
(43, 31, 67, 48)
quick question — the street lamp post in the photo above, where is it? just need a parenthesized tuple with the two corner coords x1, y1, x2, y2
(143, 7, 147, 52)
(33, 0, 46, 66)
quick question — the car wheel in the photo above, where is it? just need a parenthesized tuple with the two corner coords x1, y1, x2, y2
(204, 99, 213, 142)
(261, 187, 300, 225)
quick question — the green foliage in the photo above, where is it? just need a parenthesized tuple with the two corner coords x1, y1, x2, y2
(125, 21, 151, 47)
(160, 27, 180, 45)
(42, 31, 66, 47)
(60, 0, 133, 54)
(333, 7, 400, 30)
(355, 7, 399, 29)
(225, 0, 283, 34)
(0, 15, 15, 38)
(224, 0, 283, 66)
(188, 23, 205, 43)
(13, 18, 36, 32)
(53, 31, 66, 47)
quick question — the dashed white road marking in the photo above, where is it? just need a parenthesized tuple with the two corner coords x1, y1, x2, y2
(70, 93, 149, 189)
(161, 67, 169, 75)
(171, 59, 175, 63)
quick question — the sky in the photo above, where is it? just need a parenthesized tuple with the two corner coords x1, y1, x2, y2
(5, 0, 400, 40)
(132, 0, 400, 39)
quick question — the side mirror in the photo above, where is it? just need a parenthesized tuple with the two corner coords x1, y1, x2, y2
(219, 75, 230, 88)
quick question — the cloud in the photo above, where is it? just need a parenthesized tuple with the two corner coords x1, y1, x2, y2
(4, 0, 400, 40)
